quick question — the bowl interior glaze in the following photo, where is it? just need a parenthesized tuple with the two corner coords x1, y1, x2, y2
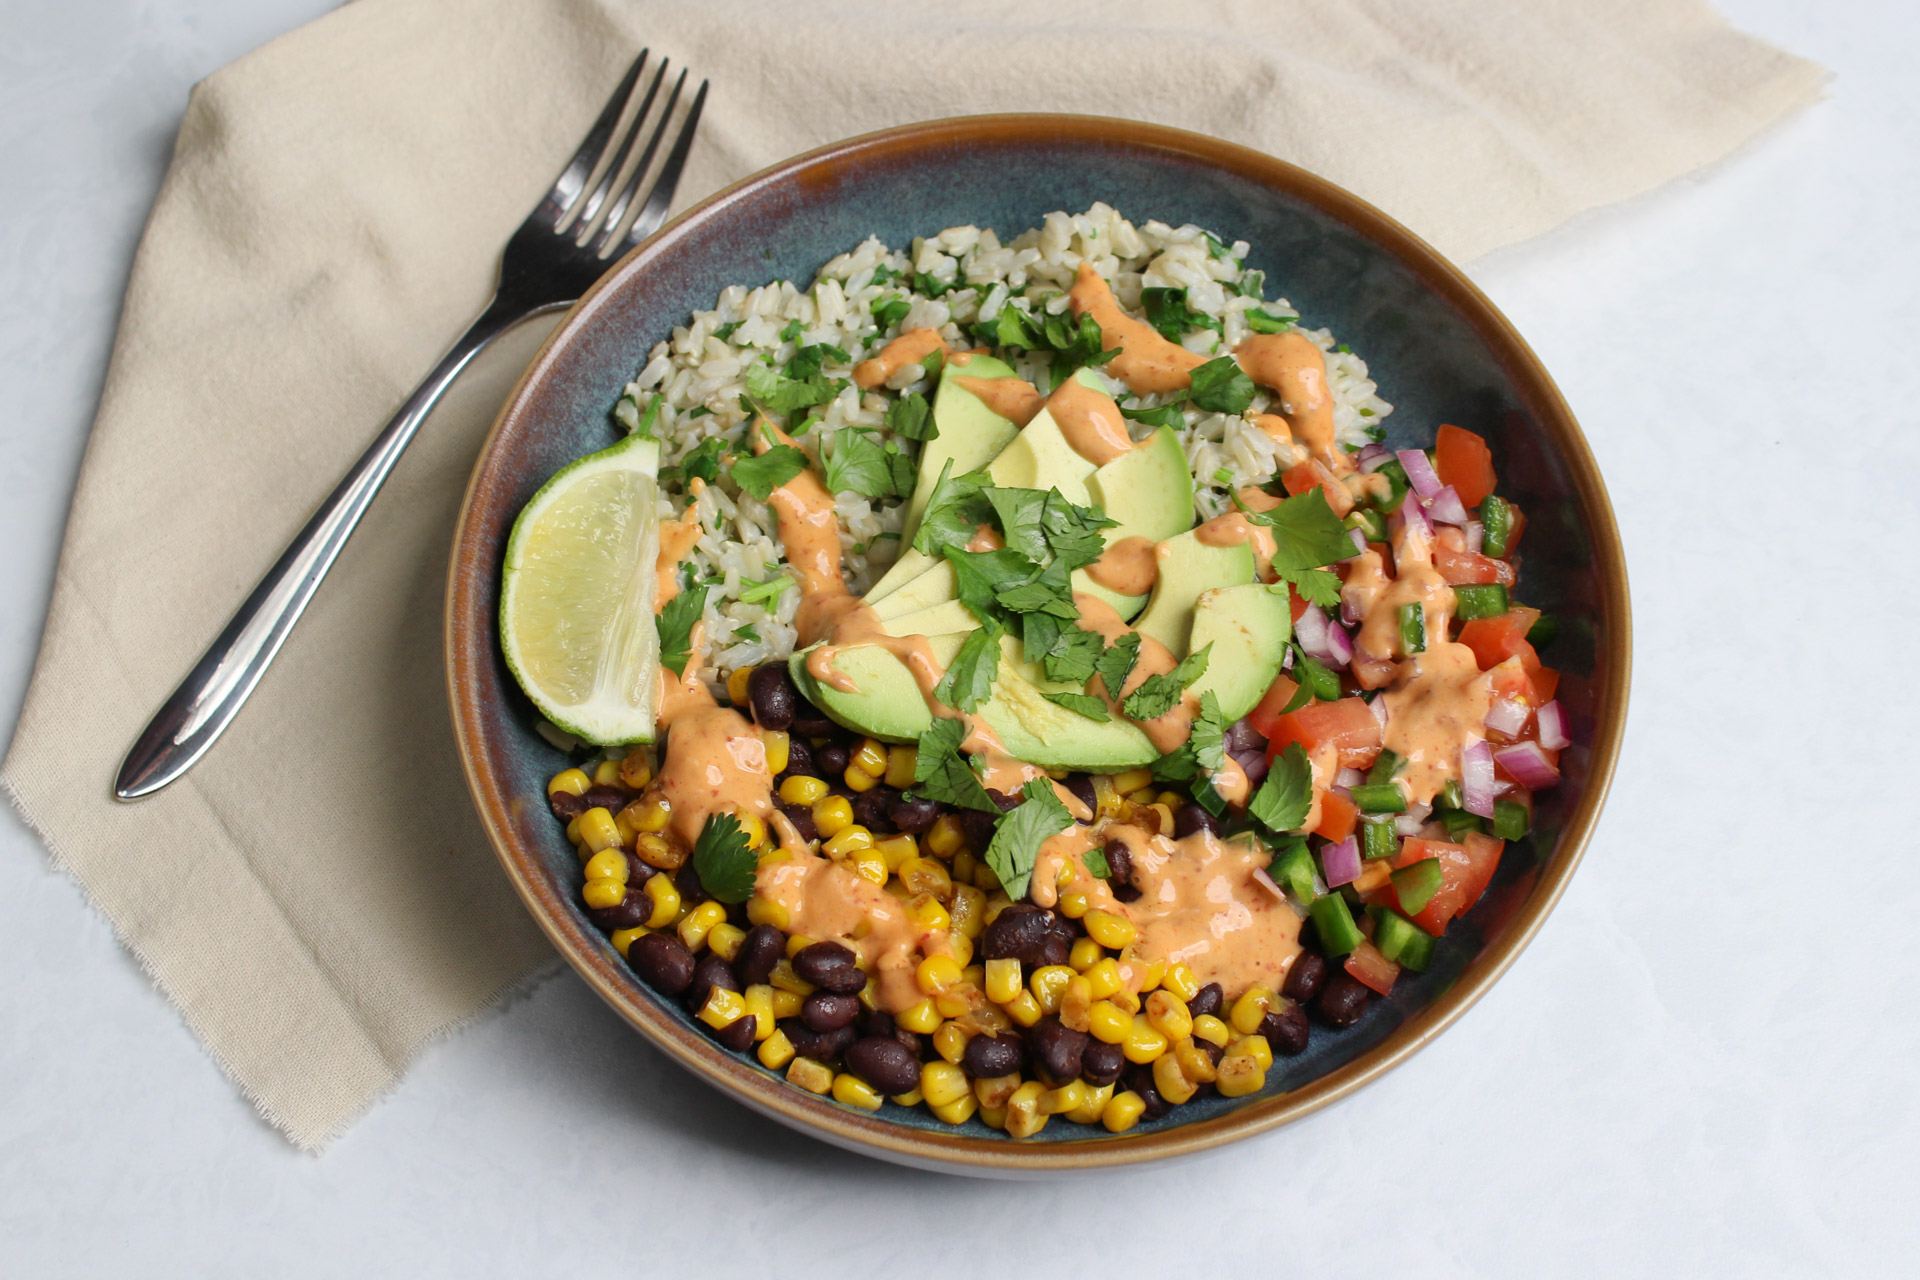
(446, 116, 1629, 1175)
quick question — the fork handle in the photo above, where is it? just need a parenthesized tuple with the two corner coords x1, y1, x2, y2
(115, 297, 538, 800)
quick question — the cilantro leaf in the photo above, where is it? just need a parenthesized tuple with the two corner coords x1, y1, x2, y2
(910, 718, 1000, 812)
(933, 624, 1003, 712)
(714, 320, 743, 342)
(1249, 742, 1313, 834)
(945, 548, 1030, 627)
(911, 462, 994, 556)
(1244, 309, 1294, 334)
(1119, 403, 1185, 430)
(737, 574, 792, 606)
(730, 443, 809, 501)
(1038, 491, 1118, 570)
(991, 556, 1076, 619)
(984, 489, 1050, 561)
(1049, 313, 1122, 390)
(981, 778, 1073, 900)
(663, 436, 726, 485)
(886, 447, 916, 498)
(1121, 642, 1213, 721)
(779, 319, 803, 343)
(1095, 632, 1141, 700)
(691, 811, 757, 903)
(1188, 357, 1256, 415)
(984, 305, 1042, 350)
(1083, 843, 1112, 878)
(743, 362, 838, 416)
(1141, 287, 1222, 341)
(823, 427, 900, 499)
(1245, 487, 1360, 575)
(1041, 690, 1110, 722)
(1153, 691, 1227, 783)
(873, 296, 911, 330)
(1037, 625, 1105, 685)
(656, 584, 709, 677)
(1290, 568, 1342, 610)
(912, 270, 955, 298)
(786, 343, 852, 380)
(886, 391, 936, 442)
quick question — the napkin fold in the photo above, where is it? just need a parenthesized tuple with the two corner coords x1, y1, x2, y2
(3, 0, 1822, 1149)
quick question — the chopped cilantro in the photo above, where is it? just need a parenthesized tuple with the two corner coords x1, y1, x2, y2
(686, 405, 712, 419)
(1047, 313, 1121, 391)
(1291, 644, 1342, 702)
(1095, 632, 1141, 699)
(779, 318, 803, 343)
(909, 718, 1000, 813)
(1244, 487, 1360, 576)
(1188, 357, 1256, 415)
(982, 305, 1042, 351)
(1083, 843, 1112, 878)
(730, 441, 809, 501)
(664, 436, 726, 486)
(911, 462, 994, 556)
(734, 625, 760, 643)
(885, 391, 936, 442)
(912, 270, 955, 298)
(656, 584, 708, 677)
(984, 489, 1050, 561)
(614, 391, 662, 438)
(981, 778, 1073, 900)
(691, 812, 757, 903)
(1290, 569, 1342, 609)
(736, 574, 791, 606)
(714, 320, 742, 342)
(1236, 269, 1266, 300)
(1121, 642, 1213, 721)
(1041, 689, 1110, 722)
(933, 624, 1003, 712)
(1249, 742, 1312, 834)
(1141, 287, 1223, 341)
(786, 342, 851, 381)
(872, 296, 911, 330)
(1119, 403, 1185, 430)
(823, 427, 907, 499)
(743, 362, 838, 416)
(1202, 231, 1234, 260)
(869, 264, 900, 285)
(945, 547, 1030, 627)
(1023, 614, 1105, 685)
(1244, 309, 1294, 334)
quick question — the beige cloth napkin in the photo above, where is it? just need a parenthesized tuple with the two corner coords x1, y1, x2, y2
(3, 0, 1822, 1149)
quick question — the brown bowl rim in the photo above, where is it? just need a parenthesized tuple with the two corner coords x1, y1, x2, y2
(446, 113, 1632, 1173)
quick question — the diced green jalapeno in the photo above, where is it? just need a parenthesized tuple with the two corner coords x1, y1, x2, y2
(1294, 646, 1342, 702)
(1389, 858, 1444, 914)
(1348, 782, 1407, 814)
(1361, 817, 1401, 861)
(1480, 495, 1514, 557)
(1371, 459, 1410, 512)
(1365, 749, 1404, 787)
(1451, 584, 1509, 620)
(1309, 892, 1363, 957)
(1493, 799, 1531, 841)
(1372, 908, 1436, 971)
(1438, 809, 1487, 838)
(1526, 613, 1559, 650)
(1398, 603, 1426, 654)
(1269, 839, 1317, 901)
(1345, 508, 1388, 544)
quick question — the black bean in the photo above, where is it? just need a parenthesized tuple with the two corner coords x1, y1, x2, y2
(963, 1031, 1026, 1078)
(776, 802, 818, 844)
(733, 924, 786, 987)
(549, 790, 590, 822)
(586, 885, 651, 932)
(845, 1037, 921, 1095)
(1314, 971, 1371, 1028)
(582, 783, 630, 813)
(814, 741, 851, 778)
(1103, 840, 1135, 887)
(1260, 1003, 1311, 1056)
(1061, 773, 1096, 818)
(1187, 983, 1224, 1020)
(887, 795, 940, 834)
(981, 905, 1054, 964)
(747, 663, 797, 730)
(957, 807, 999, 851)
(626, 932, 695, 995)
(708, 1013, 757, 1052)
(687, 953, 741, 1013)
(1174, 803, 1221, 839)
(779, 1018, 856, 1063)
(852, 786, 900, 834)
(673, 862, 709, 907)
(802, 991, 862, 1032)
(791, 941, 866, 994)
(1028, 1016, 1088, 1082)
(1125, 1065, 1171, 1119)
(1080, 1039, 1126, 1087)
(623, 852, 658, 884)
(778, 737, 814, 782)
(788, 692, 838, 738)
(1282, 951, 1327, 1003)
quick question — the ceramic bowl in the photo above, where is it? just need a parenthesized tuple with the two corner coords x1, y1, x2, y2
(446, 115, 1630, 1175)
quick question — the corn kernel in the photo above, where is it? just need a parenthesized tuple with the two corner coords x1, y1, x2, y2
(1108, 988, 1142, 1015)
(934, 983, 977, 1019)
(565, 816, 581, 845)
(634, 832, 682, 870)
(1123, 1014, 1170, 1064)
(822, 824, 873, 858)
(1215, 1053, 1267, 1098)
(842, 764, 878, 793)
(1128, 952, 1168, 993)
(1005, 1081, 1049, 1138)
(1163, 962, 1201, 1002)
(624, 796, 671, 834)
(974, 1072, 1022, 1109)
(831, 1073, 883, 1110)
(891, 1088, 923, 1107)
(725, 665, 753, 706)
(768, 958, 814, 996)
(852, 847, 889, 885)
(1111, 768, 1153, 797)
(1039, 1079, 1088, 1116)
(948, 885, 987, 939)
(741, 985, 775, 1041)
(1174, 1037, 1217, 1084)
(707, 922, 746, 963)
(1126, 787, 1157, 805)
(770, 987, 804, 1019)
(897, 856, 953, 901)
(760, 729, 790, 776)
(1058, 975, 1093, 1033)
(1084, 909, 1138, 950)
(1084, 958, 1124, 1000)
(916, 955, 964, 997)
(787, 1057, 834, 1094)
(1102, 1090, 1147, 1132)
(1093, 775, 1122, 820)
(951, 850, 978, 883)
(1146, 990, 1193, 1042)
(1029, 964, 1074, 1014)
(884, 745, 918, 789)
(728, 808, 767, 852)
(1087, 1000, 1132, 1044)
(1057, 891, 1089, 920)
(895, 998, 941, 1035)
(582, 848, 630, 883)
(1002, 989, 1044, 1027)
(924, 814, 965, 858)
(678, 900, 728, 952)
(849, 738, 888, 778)
(609, 926, 648, 956)
(933, 1021, 970, 1064)
(746, 895, 791, 930)
(1069, 938, 1103, 971)
(983, 958, 1023, 1005)
(577, 807, 622, 853)
(547, 768, 591, 797)
(932, 1093, 979, 1126)
(613, 810, 641, 848)
(972, 859, 1001, 891)
(1153, 1052, 1198, 1104)
(592, 760, 622, 787)
(697, 986, 746, 1030)
(874, 834, 918, 871)
(1230, 984, 1276, 1036)
(617, 748, 652, 790)
(581, 879, 626, 910)
(945, 934, 975, 971)
(978, 1105, 1008, 1131)
(758, 1029, 795, 1069)
(892, 895, 946, 938)
(785, 933, 817, 958)
(812, 795, 854, 838)
(1232, 1034, 1274, 1072)
(1067, 1081, 1115, 1125)
(920, 1060, 971, 1108)
(1192, 1014, 1231, 1047)
(779, 774, 828, 806)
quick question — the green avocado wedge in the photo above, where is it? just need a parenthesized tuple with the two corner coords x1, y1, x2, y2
(1187, 583, 1293, 720)
(1131, 530, 1258, 657)
(1074, 426, 1195, 620)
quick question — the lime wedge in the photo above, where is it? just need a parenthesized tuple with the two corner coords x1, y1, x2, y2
(499, 432, 664, 744)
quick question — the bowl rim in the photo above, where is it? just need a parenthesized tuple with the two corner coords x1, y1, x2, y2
(445, 112, 1631, 1173)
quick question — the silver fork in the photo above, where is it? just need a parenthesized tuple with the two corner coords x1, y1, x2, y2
(116, 50, 708, 800)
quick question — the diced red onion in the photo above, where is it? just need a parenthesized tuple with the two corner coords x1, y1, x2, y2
(1231, 746, 1270, 786)
(1357, 444, 1395, 474)
(1226, 718, 1266, 754)
(1323, 619, 1354, 666)
(1341, 588, 1364, 628)
(1367, 696, 1389, 732)
(1461, 738, 1497, 818)
(1320, 836, 1361, 887)
(1536, 701, 1570, 750)
(1397, 449, 1443, 499)
(1494, 741, 1562, 790)
(1349, 527, 1368, 555)
(1252, 867, 1287, 903)
(1392, 801, 1431, 837)
(1424, 485, 1471, 527)
(1465, 520, 1485, 554)
(1398, 490, 1432, 540)
(1484, 697, 1529, 738)
(1281, 645, 1294, 671)
(1295, 603, 1350, 670)
(1335, 766, 1366, 789)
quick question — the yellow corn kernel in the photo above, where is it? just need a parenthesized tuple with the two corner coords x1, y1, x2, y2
(593, 760, 622, 787)
(891, 1087, 923, 1107)
(728, 808, 766, 852)
(843, 764, 879, 792)
(1163, 962, 1201, 1002)
(697, 986, 746, 1030)
(946, 932, 974, 969)
(1174, 1037, 1217, 1084)
(1057, 891, 1090, 920)
(618, 748, 652, 790)
(547, 768, 591, 797)
(634, 833, 682, 871)
(1126, 787, 1157, 805)
(1069, 938, 1104, 972)
(920, 1060, 971, 1108)
(577, 807, 622, 853)
(916, 954, 964, 997)
(746, 895, 791, 930)
(822, 824, 873, 858)
(974, 1072, 1022, 1109)
(770, 987, 804, 1019)
(1001, 989, 1044, 1028)
(1005, 1081, 1049, 1138)
(932, 1093, 979, 1126)
(1147, 790, 1177, 812)
(983, 958, 1023, 1005)
(742, 985, 775, 1041)
(1058, 975, 1094, 1033)
(1145, 989, 1193, 1042)
(1215, 1053, 1267, 1098)
(950, 849, 978, 883)
(903, 893, 951, 936)
(924, 814, 965, 858)
(948, 885, 987, 939)
(896, 856, 953, 901)
(1087, 1000, 1132, 1044)
(639, 874, 678, 926)
(1108, 988, 1142, 1016)
(1102, 1090, 1148, 1133)
(973, 859, 1002, 891)
(581, 879, 626, 910)
(1128, 952, 1168, 993)
(812, 795, 854, 838)
(677, 900, 728, 952)
(1084, 909, 1138, 950)
(768, 958, 814, 996)
(895, 997, 941, 1035)
(566, 816, 582, 845)
(1153, 1052, 1198, 1105)
(933, 982, 977, 1019)
(785, 933, 817, 958)
(757, 1029, 795, 1070)
(582, 848, 630, 883)
(1028, 964, 1074, 1014)
(609, 926, 649, 957)
(707, 922, 746, 963)
(1192, 1014, 1231, 1047)
(849, 738, 888, 778)
(1230, 984, 1276, 1036)
(1084, 958, 1124, 1000)
(1123, 1014, 1170, 1064)
(759, 729, 790, 777)
(779, 774, 828, 806)
(884, 745, 918, 789)
(613, 809, 641, 849)
(1039, 1079, 1088, 1116)
(1067, 1081, 1115, 1125)
(787, 1057, 834, 1095)
(933, 1021, 970, 1065)
(852, 847, 888, 885)
(831, 1073, 883, 1111)
(874, 834, 918, 871)
(1111, 768, 1154, 797)
(1232, 1034, 1274, 1072)
(625, 796, 672, 835)
(728, 666, 759, 708)
(1093, 774, 1123, 820)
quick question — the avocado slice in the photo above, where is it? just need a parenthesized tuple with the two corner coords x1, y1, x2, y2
(879, 598, 976, 638)
(1073, 426, 1195, 620)
(1187, 583, 1292, 720)
(1131, 530, 1258, 657)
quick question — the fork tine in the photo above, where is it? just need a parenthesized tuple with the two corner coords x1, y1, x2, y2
(611, 78, 710, 256)
(541, 49, 649, 225)
(573, 58, 670, 233)
(592, 68, 687, 254)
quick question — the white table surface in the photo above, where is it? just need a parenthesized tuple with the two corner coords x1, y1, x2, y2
(4, 1, 1915, 1274)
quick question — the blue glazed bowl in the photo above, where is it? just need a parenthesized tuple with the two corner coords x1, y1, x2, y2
(446, 116, 1630, 1174)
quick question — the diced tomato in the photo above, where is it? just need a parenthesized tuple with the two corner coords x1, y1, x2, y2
(1286, 588, 1308, 622)
(1350, 653, 1396, 690)
(1506, 504, 1527, 553)
(1267, 697, 1383, 769)
(1281, 460, 1355, 517)
(1344, 939, 1401, 996)
(1433, 535, 1516, 587)
(1246, 674, 1300, 740)
(1529, 666, 1559, 704)
(1434, 424, 1497, 508)
(1391, 833, 1503, 934)
(1314, 790, 1358, 842)
(1487, 657, 1533, 704)
(1458, 609, 1541, 674)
